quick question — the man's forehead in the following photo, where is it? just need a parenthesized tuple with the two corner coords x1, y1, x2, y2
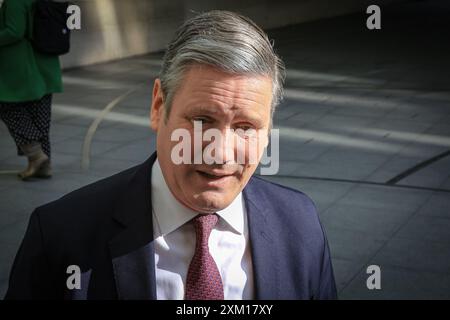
(181, 88, 272, 116)
(184, 103, 265, 117)
(176, 65, 273, 106)
(182, 64, 272, 90)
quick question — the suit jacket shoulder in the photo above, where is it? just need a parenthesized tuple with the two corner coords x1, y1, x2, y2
(243, 175, 337, 299)
(37, 164, 140, 230)
(246, 175, 323, 246)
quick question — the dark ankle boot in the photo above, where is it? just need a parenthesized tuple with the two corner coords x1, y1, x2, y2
(18, 143, 49, 181)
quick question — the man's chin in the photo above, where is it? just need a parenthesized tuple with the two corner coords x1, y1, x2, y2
(191, 190, 235, 213)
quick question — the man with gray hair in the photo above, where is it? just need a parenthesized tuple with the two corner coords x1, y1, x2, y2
(6, 11, 337, 300)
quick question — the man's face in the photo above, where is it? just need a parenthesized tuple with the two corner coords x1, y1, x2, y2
(150, 65, 273, 213)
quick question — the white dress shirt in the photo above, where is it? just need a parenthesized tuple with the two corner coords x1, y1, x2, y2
(151, 158, 254, 300)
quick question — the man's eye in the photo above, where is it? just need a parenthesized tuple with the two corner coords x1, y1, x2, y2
(192, 117, 209, 124)
(235, 127, 258, 140)
(236, 124, 254, 131)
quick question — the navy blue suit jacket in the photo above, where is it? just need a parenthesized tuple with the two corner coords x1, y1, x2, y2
(5, 153, 337, 300)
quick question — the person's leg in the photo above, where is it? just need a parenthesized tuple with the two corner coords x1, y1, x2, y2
(26, 94, 52, 158)
(0, 101, 37, 153)
(0, 99, 49, 180)
(26, 94, 52, 178)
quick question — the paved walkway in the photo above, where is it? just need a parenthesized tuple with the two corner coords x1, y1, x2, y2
(1, 0, 449, 299)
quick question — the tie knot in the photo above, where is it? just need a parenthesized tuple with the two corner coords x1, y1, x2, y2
(193, 214, 218, 245)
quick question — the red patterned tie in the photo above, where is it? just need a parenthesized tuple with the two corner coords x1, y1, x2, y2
(185, 214, 224, 300)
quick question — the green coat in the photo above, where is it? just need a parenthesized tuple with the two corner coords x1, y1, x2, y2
(0, 0, 62, 102)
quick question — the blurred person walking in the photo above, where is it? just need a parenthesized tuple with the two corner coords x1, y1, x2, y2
(0, 0, 62, 180)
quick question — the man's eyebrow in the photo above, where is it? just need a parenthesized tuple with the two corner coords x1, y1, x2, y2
(186, 105, 223, 115)
(185, 104, 267, 125)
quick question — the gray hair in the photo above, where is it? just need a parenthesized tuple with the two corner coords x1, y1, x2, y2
(159, 10, 285, 119)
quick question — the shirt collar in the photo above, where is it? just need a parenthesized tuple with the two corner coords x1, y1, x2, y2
(216, 193, 244, 235)
(151, 158, 244, 237)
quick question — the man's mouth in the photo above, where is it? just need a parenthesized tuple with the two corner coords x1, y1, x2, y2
(196, 170, 235, 180)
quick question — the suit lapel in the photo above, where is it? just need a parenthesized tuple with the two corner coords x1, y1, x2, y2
(109, 153, 157, 300)
(243, 178, 280, 300)
(110, 241, 156, 300)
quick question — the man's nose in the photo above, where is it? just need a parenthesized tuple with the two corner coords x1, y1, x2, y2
(223, 128, 238, 164)
(205, 128, 236, 165)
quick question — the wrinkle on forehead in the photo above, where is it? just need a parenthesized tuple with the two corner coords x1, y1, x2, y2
(192, 83, 271, 107)
(176, 65, 273, 114)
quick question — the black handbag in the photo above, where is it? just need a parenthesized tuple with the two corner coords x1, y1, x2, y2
(31, 0, 71, 55)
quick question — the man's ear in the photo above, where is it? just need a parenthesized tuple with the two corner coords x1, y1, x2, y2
(150, 78, 165, 131)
